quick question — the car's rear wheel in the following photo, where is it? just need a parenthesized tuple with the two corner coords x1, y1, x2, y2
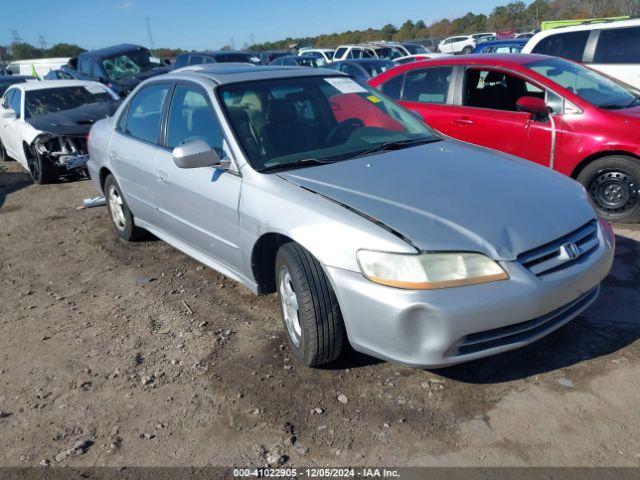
(104, 174, 146, 241)
(462, 46, 473, 54)
(25, 145, 58, 184)
(577, 155, 640, 223)
(275, 242, 345, 367)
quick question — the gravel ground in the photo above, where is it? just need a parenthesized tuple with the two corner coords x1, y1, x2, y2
(1, 161, 639, 468)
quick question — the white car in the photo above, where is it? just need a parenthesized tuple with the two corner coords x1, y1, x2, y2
(333, 45, 378, 61)
(522, 19, 640, 89)
(0, 80, 120, 183)
(299, 48, 335, 63)
(438, 35, 476, 54)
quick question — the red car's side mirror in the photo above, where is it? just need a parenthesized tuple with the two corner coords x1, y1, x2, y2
(516, 96, 550, 119)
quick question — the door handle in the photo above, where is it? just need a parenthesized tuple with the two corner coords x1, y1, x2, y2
(157, 170, 168, 184)
(454, 117, 475, 126)
(109, 151, 119, 161)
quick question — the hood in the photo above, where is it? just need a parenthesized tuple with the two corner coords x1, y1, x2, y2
(278, 140, 595, 261)
(115, 66, 173, 89)
(27, 100, 123, 136)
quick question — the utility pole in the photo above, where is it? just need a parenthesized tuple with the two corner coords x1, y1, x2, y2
(145, 17, 156, 55)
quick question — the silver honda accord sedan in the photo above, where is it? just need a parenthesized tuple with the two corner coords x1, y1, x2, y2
(86, 64, 615, 368)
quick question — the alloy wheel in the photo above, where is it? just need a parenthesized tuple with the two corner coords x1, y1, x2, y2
(107, 184, 127, 231)
(279, 265, 301, 347)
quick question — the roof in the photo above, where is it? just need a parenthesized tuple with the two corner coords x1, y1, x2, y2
(413, 53, 551, 66)
(179, 51, 254, 57)
(476, 39, 528, 47)
(165, 64, 345, 85)
(333, 59, 395, 65)
(85, 44, 148, 57)
(12, 79, 106, 91)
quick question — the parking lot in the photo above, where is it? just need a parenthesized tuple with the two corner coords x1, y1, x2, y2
(1, 160, 639, 467)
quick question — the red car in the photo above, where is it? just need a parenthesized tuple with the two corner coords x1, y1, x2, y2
(369, 54, 640, 222)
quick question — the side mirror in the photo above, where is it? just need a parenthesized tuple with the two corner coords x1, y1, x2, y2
(0, 108, 17, 120)
(516, 96, 549, 119)
(172, 139, 230, 169)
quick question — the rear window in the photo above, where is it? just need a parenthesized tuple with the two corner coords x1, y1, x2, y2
(531, 30, 590, 62)
(593, 27, 640, 64)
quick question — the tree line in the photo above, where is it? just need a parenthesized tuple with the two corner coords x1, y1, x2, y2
(1, 0, 639, 62)
(248, 0, 640, 50)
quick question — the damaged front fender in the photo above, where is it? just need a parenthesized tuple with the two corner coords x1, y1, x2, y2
(31, 133, 89, 173)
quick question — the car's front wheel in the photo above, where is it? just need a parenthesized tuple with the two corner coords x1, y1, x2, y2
(275, 242, 345, 367)
(462, 45, 473, 54)
(577, 155, 640, 223)
(25, 145, 58, 184)
(104, 174, 146, 241)
(0, 138, 10, 162)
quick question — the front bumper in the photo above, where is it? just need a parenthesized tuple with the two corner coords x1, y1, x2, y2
(326, 222, 614, 368)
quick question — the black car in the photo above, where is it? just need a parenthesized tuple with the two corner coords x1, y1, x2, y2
(68, 44, 172, 96)
(259, 51, 292, 65)
(44, 65, 91, 81)
(0, 76, 30, 96)
(174, 51, 262, 68)
(326, 59, 395, 82)
(269, 54, 324, 67)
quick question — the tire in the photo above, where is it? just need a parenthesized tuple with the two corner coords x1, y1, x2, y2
(462, 46, 473, 54)
(275, 242, 345, 367)
(104, 174, 146, 241)
(25, 145, 58, 184)
(0, 137, 10, 162)
(577, 155, 640, 223)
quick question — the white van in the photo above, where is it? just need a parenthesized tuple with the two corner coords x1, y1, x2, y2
(523, 19, 640, 89)
(6, 57, 70, 78)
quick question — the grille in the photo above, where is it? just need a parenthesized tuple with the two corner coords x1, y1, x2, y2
(517, 220, 599, 277)
(455, 286, 599, 356)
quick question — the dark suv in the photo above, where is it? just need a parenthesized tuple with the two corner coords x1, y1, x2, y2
(70, 44, 172, 96)
(174, 51, 262, 68)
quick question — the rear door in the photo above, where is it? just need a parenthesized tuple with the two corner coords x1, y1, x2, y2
(589, 26, 640, 89)
(387, 65, 457, 133)
(154, 82, 242, 270)
(109, 82, 171, 226)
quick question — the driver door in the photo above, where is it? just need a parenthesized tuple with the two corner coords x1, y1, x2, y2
(0, 89, 23, 162)
(153, 83, 243, 271)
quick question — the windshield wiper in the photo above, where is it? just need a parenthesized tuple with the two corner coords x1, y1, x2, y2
(259, 157, 336, 173)
(351, 137, 441, 160)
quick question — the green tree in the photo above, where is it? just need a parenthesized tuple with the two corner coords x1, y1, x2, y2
(11, 42, 42, 60)
(44, 43, 84, 58)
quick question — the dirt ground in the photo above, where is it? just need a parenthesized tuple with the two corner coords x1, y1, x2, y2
(1, 161, 639, 468)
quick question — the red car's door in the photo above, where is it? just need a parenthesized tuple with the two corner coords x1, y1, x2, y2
(447, 67, 553, 165)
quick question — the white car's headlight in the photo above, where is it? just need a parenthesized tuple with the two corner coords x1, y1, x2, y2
(356, 250, 508, 290)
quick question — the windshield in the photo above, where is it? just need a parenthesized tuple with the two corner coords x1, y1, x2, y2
(374, 47, 402, 60)
(218, 76, 439, 172)
(527, 57, 638, 109)
(25, 86, 112, 119)
(102, 49, 160, 81)
(223, 53, 261, 64)
(404, 44, 428, 54)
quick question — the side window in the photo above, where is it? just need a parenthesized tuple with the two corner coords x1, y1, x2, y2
(342, 64, 361, 78)
(166, 85, 224, 153)
(347, 49, 360, 59)
(531, 31, 589, 62)
(9, 89, 21, 117)
(2, 89, 14, 109)
(203, 56, 215, 64)
(464, 68, 543, 111)
(123, 83, 170, 144)
(188, 55, 204, 66)
(334, 47, 347, 59)
(593, 27, 640, 64)
(402, 66, 453, 104)
(78, 57, 93, 77)
(381, 74, 405, 100)
(174, 55, 189, 68)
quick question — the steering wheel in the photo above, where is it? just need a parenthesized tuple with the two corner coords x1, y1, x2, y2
(325, 118, 365, 146)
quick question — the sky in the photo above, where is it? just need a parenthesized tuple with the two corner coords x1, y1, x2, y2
(4, 0, 510, 50)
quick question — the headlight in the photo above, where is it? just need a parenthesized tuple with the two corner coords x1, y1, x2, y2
(356, 250, 508, 290)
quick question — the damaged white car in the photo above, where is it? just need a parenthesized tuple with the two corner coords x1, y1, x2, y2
(0, 80, 120, 183)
